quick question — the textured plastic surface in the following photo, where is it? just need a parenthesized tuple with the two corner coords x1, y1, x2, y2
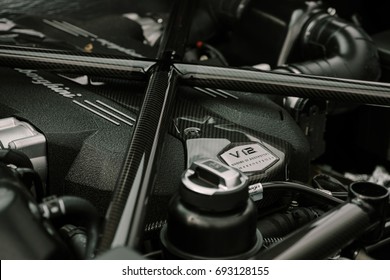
(0, 67, 137, 214)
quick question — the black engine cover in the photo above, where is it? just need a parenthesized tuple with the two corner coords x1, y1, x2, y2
(0, 12, 310, 216)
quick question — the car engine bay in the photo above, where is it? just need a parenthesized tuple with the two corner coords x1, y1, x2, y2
(0, 0, 390, 260)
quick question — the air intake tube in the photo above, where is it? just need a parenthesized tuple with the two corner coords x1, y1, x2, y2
(278, 12, 381, 81)
(256, 182, 389, 259)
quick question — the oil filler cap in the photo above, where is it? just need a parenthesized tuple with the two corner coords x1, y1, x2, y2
(180, 159, 248, 212)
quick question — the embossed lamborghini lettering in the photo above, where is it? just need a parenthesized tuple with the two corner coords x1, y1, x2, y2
(14, 68, 81, 98)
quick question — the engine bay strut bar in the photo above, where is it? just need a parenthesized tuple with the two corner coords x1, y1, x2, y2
(1, 44, 390, 106)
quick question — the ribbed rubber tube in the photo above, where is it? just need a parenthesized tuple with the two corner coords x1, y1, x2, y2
(282, 13, 381, 81)
(257, 182, 389, 259)
(39, 195, 99, 259)
(58, 196, 99, 259)
(256, 202, 372, 259)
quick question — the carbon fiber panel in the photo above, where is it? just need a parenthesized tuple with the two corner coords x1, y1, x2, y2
(175, 63, 390, 106)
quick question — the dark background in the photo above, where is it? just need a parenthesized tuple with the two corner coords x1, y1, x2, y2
(0, 0, 171, 18)
(1, 0, 388, 33)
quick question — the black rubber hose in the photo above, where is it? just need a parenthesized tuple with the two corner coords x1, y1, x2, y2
(280, 13, 381, 81)
(40, 196, 99, 259)
(0, 150, 34, 169)
(256, 202, 373, 259)
(15, 168, 44, 202)
(262, 181, 343, 206)
(257, 207, 324, 238)
(0, 151, 44, 200)
(366, 236, 390, 257)
(60, 196, 99, 259)
(257, 182, 389, 259)
(0, 169, 72, 259)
